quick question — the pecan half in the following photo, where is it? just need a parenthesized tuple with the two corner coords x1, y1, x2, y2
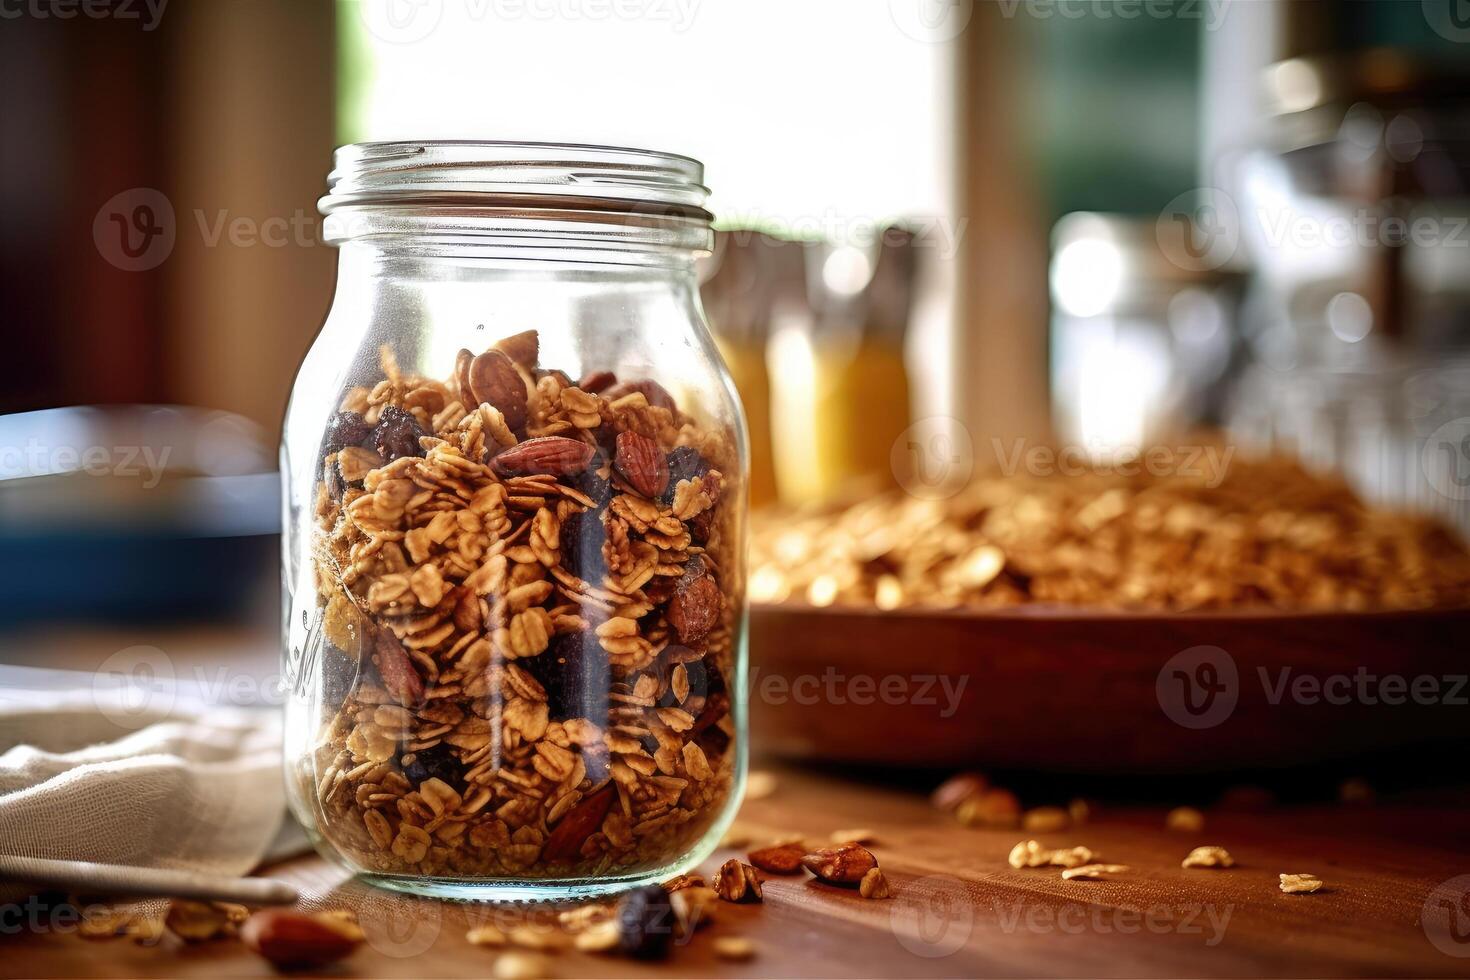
(468, 348, 529, 430)
(800, 844, 877, 885)
(712, 859, 762, 903)
(748, 843, 805, 875)
(613, 430, 670, 499)
(542, 784, 615, 863)
(493, 436, 596, 476)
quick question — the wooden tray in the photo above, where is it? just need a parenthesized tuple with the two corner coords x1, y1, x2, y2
(748, 602, 1470, 773)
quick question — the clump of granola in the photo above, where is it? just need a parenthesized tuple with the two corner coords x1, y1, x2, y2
(298, 332, 741, 882)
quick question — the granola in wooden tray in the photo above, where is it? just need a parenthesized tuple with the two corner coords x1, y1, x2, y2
(752, 457, 1470, 613)
(296, 331, 742, 881)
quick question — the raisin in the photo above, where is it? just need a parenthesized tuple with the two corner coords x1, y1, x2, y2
(617, 885, 676, 960)
(400, 744, 462, 786)
(569, 464, 612, 507)
(687, 508, 715, 544)
(372, 405, 427, 462)
(319, 643, 361, 712)
(661, 447, 709, 504)
(323, 410, 372, 455)
(560, 509, 608, 584)
(522, 632, 611, 722)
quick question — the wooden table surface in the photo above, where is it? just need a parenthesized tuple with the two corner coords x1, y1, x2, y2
(9, 765, 1470, 979)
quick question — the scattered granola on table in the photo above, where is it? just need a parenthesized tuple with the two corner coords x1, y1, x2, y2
(1166, 806, 1206, 833)
(296, 333, 742, 883)
(1061, 863, 1129, 881)
(1279, 872, 1324, 894)
(751, 458, 1470, 612)
(1182, 846, 1235, 869)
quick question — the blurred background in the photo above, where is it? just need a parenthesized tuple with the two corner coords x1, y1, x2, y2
(2, 0, 1469, 677)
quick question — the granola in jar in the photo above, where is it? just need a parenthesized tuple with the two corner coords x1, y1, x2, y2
(296, 333, 742, 885)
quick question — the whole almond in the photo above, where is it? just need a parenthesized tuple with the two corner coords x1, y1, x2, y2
(931, 771, 988, 811)
(614, 430, 670, 498)
(240, 909, 362, 969)
(578, 369, 617, 393)
(374, 631, 424, 707)
(748, 843, 806, 875)
(494, 329, 539, 369)
(801, 843, 877, 885)
(468, 349, 529, 430)
(493, 436, 596, 476)
(542, 784, 614, 863)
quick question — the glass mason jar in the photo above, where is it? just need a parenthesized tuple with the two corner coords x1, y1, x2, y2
(280, 142, 747, 900)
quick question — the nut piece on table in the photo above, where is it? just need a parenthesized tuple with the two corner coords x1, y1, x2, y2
(573, 919, 621, 953)
(660, 872, 706, 892)
(930, 771, 988, 812)
(1022, 807, 1070, 833)
(748, 843, 807, 875)
(240, 908, 364, 970)
(1061, 863, 1130, 881)
(859, 867, 892, 899)
(713, 858, 764, 903)
(670, 885, 720, 937)
(467, 924, 509, 946)
(1182, 846, 1236, 869)
(830, 828, 877, 845)
(1279, 873, 1324, 894)
(494, 950, 551, 980)
(801, 843, 878, 885)
(164, 900, 248, 942)
(1166, 806, 1205, 833)
(955, 788, 1021, 828)
(744, 770, 778, 800)
(1009, 840, 1099, 870)
(713, 936, 756, 961)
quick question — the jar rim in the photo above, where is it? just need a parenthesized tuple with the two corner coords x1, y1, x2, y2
(320, 140, 712, 219)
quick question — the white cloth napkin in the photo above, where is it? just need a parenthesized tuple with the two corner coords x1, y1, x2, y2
(0, 681, 284, 888)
